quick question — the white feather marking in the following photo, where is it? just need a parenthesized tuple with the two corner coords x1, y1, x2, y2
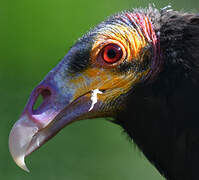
(89, 89, 103, 111)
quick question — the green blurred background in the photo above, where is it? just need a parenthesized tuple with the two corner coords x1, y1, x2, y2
(1, 0, 198, 179)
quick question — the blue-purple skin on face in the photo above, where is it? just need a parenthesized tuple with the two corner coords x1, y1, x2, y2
(9, 10, 160, 172)
(9, 40, 99, 171)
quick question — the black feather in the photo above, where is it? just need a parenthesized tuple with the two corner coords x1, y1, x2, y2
(116, 8, 199, 180)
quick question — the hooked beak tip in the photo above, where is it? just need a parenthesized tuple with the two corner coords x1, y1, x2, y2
(9, 131, 30, 172)
(12, 155, 30, 172)
(9, 114, 39, 172)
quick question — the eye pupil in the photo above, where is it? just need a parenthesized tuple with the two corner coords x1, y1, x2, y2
(107, 49, 117, 59)
(102, 43, 123, 63)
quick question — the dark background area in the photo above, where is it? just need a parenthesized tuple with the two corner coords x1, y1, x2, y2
(1, 0, 198, 179)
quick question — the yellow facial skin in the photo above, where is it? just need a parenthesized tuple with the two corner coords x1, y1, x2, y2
(69, 18, 152, 111)
(71, 67, 149, 107)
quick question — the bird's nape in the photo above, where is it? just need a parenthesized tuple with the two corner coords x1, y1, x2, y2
(9, 5, 199, 180)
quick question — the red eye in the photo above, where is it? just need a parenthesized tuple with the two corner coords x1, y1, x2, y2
(102, 44, 123, 63)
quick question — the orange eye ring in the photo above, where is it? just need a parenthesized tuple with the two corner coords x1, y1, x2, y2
(91, 40, 127, 68)
(101, 43, 123, 64)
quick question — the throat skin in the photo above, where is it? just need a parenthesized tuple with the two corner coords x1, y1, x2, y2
(115, 8, 199, 180)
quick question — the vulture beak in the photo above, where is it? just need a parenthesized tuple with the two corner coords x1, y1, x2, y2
(8, 48, 113, 172)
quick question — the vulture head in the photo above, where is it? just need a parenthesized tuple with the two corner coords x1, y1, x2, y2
(9, 6, 199, 180)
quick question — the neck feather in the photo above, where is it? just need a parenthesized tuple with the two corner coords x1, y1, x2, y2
(116, 8, 199, 180)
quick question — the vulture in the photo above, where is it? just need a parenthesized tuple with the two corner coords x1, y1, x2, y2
(9, 5, 199, 180)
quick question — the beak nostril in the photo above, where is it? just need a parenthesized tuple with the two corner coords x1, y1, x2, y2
(33, 89, 52, 111)
(41, 89, 51, 98)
